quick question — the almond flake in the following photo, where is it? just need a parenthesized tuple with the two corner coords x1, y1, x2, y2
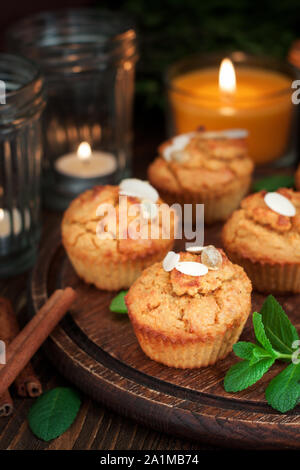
(201, 246, 222, 270)
(200, 129, 248, 139)
(264, 192, 296, 217)
(119, 190, 140, 199)
(171, 150, 188, 163)
(163, 133, 195, 161)
(176, 261, 208, 276)
(186, 245, 205, 253)
(163, 251, 180, 272)
(119, 179, 159, 202)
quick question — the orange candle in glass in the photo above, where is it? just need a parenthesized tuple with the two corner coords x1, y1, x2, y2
(167, 54, 295, 165)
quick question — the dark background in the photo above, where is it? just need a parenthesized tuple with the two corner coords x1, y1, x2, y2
(1, 0, 300, 114)
(1, 0, 299, 178)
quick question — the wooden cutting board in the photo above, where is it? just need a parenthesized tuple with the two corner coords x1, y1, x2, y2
(30, 225, 300, 449)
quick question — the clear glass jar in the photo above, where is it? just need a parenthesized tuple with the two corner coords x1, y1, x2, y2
(0, 54, 45, 277)
(166, 52, 296, 166)
(7, 9, 138, 209)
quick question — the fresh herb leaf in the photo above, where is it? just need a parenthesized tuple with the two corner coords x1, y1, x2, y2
(252, 312, 274, 353)
(224, 298, 300, 413)
(109, 290, 128, 314)
(266, 363, 300, 413)
(28, 388, 81, 442)
(233, 341, 273, 363)
(249, 346, 276, 366)
(253, 174, 294, 193)
(224, 356, 276, 393)
(261, 296, 299, 355)
(233, 342, 257, 360)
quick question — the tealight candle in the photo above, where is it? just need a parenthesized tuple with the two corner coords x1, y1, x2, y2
(167, 54, 294, 165)
(55, 141, 117, 178)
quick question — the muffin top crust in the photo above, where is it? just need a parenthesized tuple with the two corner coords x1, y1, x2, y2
(222, 188, 300, 263)
(62, 184, 175, 262)
(126, 250, 252, 342)
(148, 131, 254, 197)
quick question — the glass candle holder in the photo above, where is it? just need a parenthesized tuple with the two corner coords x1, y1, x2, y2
(166, 52, 296, 166)
(0, 54, 45, 277)
(7, 9, 138, 210)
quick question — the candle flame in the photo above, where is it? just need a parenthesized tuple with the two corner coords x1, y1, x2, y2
(77, 141, 92, 161)
(0, 209, 4, 221)
(219, 58, 236, 94)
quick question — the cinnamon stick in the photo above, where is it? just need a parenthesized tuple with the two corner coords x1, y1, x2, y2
(15, 370, 42, 398)
(6, 289, 64, 360)
(0, 390, 13, 417)
(0, 287, 76, 398)
(0, 297, 42, 397)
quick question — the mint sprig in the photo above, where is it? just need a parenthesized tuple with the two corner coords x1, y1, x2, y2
(266, 363, 300, 413)
(261, 295, 299, 356)
(28, 387, 81, 441)
(224, 296, 300, 413)
(224, 356, 276, 392)
(109, 290, 128, 314)
(252, 311, 274, 353)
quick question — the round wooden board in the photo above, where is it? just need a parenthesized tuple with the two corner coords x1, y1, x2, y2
(30, 226, 300, 449)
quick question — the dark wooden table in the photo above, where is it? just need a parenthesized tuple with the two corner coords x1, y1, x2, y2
(0, 120, 222, 450)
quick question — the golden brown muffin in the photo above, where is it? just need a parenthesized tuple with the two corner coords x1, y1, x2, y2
(62, 184, 176, 291)
(222, 188, 300, 293)
(126, 249, 252, 368)
(148, 130, 254, 224)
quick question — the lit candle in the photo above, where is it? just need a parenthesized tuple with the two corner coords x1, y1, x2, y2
(168, 57, 293, 164)
(0, 208, 30, 238)
(55, 142, 117, 178)
(219, 58, 236, 95)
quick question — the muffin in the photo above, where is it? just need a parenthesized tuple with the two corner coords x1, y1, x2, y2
(148, 129, 254, 224)
(222, 188, 300, 293)
(126, 248, 252, 368)
(62, 180, 176, 291)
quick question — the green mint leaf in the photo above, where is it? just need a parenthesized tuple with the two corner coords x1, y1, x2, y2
(266, 363, 300, 413)
(252, 347, 274, 360)
(224, 356, 276, 392)
(109, 290, 128, 314)
(261, 296, 299, 356)
(249, 346, 276, 366)
(28, 388, 81, 442)
(253, 312, 274, 353)
(233, 341, 275, 366)
(233, 342, 257, 360)
(253, 174, 294, 192)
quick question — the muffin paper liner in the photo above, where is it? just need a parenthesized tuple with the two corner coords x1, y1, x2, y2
(152, 178, 251, 225)
(66, 242, 173, 291)
(131, 318, 248, 369)
(225, 248, 300, 294)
